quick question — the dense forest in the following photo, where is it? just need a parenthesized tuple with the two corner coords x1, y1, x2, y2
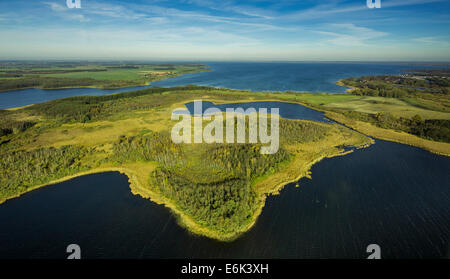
(110, 125, 294, 233)
(112, 132, 184, 166)
(151, 143, 290, 233)
(0, 146, 93, 200)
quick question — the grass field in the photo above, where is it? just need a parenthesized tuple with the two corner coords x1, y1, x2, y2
(0, 62, 209, 91)
(336, 74, 450, 114)
(323, 96, 450, 119)
(324, 110, 450, 156)
(284, 92, 360, 106)
(41, 64, 206, 82)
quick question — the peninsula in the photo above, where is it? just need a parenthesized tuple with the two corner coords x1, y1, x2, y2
(1, 70, 449, 241)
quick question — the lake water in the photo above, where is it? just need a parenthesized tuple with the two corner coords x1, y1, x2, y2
(180, 101, 333, 123)
(0, 62, 446, 109)
(0, 140, 449, 259)
(151, 62, 445, 92)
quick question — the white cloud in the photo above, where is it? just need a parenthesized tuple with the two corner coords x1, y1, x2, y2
(286, 0, 448, 20)
(287, 2, 367, 20)
(67, 14, 90, 22)
(2, 0, 445, 61)
(382, 0, 447, 8)
(412, 36, 449, 45)
(42, 2, 67, 12)
(182, 0, 276, 19)
(42, 1, 89, 22)
(86, 2, 148, 20)
(315, 23, 388, 46)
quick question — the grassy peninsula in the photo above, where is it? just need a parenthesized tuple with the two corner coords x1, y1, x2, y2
(0, 86, 372, 241)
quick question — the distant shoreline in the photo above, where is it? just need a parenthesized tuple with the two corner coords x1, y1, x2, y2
(0, 63, 210, 94)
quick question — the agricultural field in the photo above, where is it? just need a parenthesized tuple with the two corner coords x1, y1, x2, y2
(0, 62, 209, 92)
(323, 96, 450, 120)
(338, 70, 450, 113)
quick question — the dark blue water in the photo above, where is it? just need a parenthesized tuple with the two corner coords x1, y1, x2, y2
(0, 85, 151, 110)
(152, 62, 443, 92)
(180, 101, 332, 123)
(0, 140, 449, 259)
(0, 62, 445, 109)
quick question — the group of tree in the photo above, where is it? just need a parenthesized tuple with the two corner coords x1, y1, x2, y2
(25, 85, 228, 123)
(341, 74, 450, 97)
(0, 111, 35, 137)
(110, 130, 292, 234)
(0, 146, 92, 201)
(339, 110, 450, 143)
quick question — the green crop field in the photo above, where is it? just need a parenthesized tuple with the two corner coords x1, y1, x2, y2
(41, 64, 207, 82)
(0, 62, 209, 92)
(323, 96, 450, 119)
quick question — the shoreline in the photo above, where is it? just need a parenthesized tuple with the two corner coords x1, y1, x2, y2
(0, 139, 372, 241)
(0, 82, 149, 94)
(0, 67, 211, 94)
(1, 94, 448, 240)
(0, 99, 374, 241)
(189, 97, 450, 157)
(335, 79, 356, 93)
(324, 110, 450, 156)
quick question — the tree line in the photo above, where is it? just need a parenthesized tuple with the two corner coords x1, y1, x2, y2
(339, 110, 450, 143)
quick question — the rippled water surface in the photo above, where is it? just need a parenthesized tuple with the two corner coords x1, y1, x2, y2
(0, 140, 448, 258)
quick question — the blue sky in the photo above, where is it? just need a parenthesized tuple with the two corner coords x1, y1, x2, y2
(0, 0, 449, 61)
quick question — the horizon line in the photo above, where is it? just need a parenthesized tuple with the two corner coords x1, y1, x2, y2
(1, 59, 449, 64)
